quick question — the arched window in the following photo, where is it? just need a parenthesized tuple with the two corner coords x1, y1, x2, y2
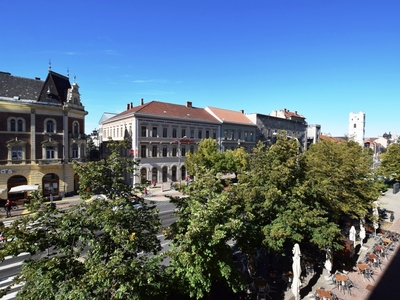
(42, 173, 59, 196)
(10, 119, 16, 131)
(73, 122, 79, 135)
(46, 120, 55, 133)
(172, 166, 177, 181)
(140, 168, 147, 184)
(181, 166, 186, 182)
(17, 119, 23, 132)
(151, 167, 158, 184)
(162, 167, 168, 182)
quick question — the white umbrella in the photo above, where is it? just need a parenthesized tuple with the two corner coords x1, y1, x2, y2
(359, 222, 366, 248)
(349, 225, 356, 248)
(8, 185, 39, 194)
(373, 201, 379, 236)
(291, 243, 301, 300)
(324, 248, 332, 275)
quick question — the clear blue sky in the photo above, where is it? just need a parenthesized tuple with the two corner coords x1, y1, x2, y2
(2, 0, 399, 138)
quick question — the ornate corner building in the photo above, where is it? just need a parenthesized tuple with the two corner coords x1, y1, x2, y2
(0, 70, 88, 201)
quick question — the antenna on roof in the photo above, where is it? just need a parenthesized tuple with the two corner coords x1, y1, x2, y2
(48, 59, 52, 71)
(67, 67, 69, 78)
(73, 75, 76, 83)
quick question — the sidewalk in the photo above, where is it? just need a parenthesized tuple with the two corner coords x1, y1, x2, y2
(284, 189, 400, 300)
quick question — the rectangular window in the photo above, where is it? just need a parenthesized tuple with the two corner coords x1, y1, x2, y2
(244, 132, 248, 141)
(198, 130, 202, 139)
(46, 147, 55, 159)
(172, 128, 177, 138)
(230, 130, 235, 140)
(72, 147, 78, 158)
(190, 145, 194, 154)
(162, 145, 167, 157)
(190, 129, 194, 139)
(141, 145, 147, 158)
(224, 130, 228, 140)
(152, 126, 157, 137)
(172, 146, 177, 157)
(163, 127, 168, 138)
(181, 146, 186, 157)
(12, 146, 22, 160)
(205, 130, 209, 138)
(141, 126, 147, 137)
(181, 128, 186, 138)
(152, 146, 157, 157)
(238, 131, 242, 140)
(213, 130, 217, 139)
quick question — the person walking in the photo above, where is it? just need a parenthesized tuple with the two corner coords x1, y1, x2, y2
(4, 199, 12, 218)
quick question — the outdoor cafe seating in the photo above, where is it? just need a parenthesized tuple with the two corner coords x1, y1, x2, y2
(334, 273, 350, 295)
(357, 263, 374, 282)
(315, 288, 334, 300)
(367, 253, 382, 270)
(254, 277, 271, 300)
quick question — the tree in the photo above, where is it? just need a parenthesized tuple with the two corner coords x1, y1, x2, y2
(167, 168, 244, 299)
(0, 139, 167, 300)
(303, 139, 379, 222)
(379, 143, 400, 183)
(167, 133, 342, 298)
(233, 135, 342, 253)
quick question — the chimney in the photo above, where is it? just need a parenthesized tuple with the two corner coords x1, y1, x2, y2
(127, 103, 130, 110)
(141, 98, 144, 105)
(130, 102, 133, 109)
(240, 109, 244, 114)
(186, 101, 192, 108)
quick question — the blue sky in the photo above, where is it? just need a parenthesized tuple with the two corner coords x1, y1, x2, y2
(2, 0, 399, 138)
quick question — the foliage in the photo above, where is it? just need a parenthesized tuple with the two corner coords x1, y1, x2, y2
(167, 133, 343, 299)
(379, 143, 400, 182)
(167, 169, 244, 299)
(303, 139, 379, 222)
(0, 139, 167, 300)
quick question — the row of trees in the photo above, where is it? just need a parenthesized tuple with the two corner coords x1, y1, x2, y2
(0, 134, 392, 299)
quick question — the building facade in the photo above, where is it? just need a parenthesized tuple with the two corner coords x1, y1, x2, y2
(0, 70, 87, 201)
(99, 100, 221, 186)
(246, 109, 308, 150)
(205, 106, 257, 152)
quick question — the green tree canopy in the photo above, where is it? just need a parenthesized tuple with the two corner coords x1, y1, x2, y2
(379, 143, 400, 182)
(0, 139, 167, 300)
(303, 139, 378, 222)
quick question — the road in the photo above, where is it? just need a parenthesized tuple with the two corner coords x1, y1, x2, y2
(0, 196, 177, 299)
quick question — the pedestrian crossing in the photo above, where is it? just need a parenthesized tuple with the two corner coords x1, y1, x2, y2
(0, 253, 29, 300)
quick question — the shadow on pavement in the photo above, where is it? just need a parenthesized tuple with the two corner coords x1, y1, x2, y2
(368, 247, 400, 300)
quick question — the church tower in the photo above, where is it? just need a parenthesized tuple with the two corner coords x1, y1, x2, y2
(348, 111, 365, 146)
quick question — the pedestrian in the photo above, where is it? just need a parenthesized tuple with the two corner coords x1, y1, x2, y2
(4, 199, 12, 218)
(390, 211, 395, 222)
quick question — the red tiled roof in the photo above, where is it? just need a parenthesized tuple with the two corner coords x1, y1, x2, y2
(206, 106, 255, 125)
(104, 100, 219, 124)
(284, 110, 305, 119)
(320, 135, 346, 142)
